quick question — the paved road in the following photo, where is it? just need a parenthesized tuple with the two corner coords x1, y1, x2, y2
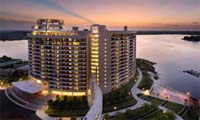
(0, 90, 41, 120)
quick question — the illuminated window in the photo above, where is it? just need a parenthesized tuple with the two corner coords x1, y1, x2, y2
(91, 51, 99, 54)
(74, 51, 78, 54)
(73, 41, 80, 46)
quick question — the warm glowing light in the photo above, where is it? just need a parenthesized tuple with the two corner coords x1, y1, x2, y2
(32, 31, 37, 35)
(42, 90, 48, 94)
(91, 51, 99, 54)
(164, 89, 167, 94)
(88, 89, 91, 95)
(34, 26, 38, 29)
(91, 63, 99, 66)
(91, 55, 98, 58)
(163, 110, 166, 114)
(36, 80, 42, 84)
(73, 41, 80, 46)
(52, 90, 85, 96)
(144, 90, 150, 96)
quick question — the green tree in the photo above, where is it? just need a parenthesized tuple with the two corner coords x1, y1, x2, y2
(63, 96, 68, 102)
(56, 95, 60, 101)
(47, 99, 53, 108)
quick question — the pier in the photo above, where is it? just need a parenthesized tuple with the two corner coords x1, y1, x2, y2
(183, 69, 200, 78)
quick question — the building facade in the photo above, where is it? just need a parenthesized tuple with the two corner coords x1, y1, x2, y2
(28, 19, 136, 95)
(28, 19, 89, 96)
(90, 25, 136, 93)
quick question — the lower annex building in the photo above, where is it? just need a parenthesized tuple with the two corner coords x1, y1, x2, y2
(27, 19, 136, 96)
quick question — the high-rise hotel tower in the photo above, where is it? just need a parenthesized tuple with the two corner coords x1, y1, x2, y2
(90, 25, 136, 93)
(28, 19, 136, 96)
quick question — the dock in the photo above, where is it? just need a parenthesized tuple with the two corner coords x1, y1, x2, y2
(183, 69, 200, 78)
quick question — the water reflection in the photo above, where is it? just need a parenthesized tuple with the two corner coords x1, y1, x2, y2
(0, 35, 200, 98)
(137, 35, 200, 99)
(0, 40, 28, 60)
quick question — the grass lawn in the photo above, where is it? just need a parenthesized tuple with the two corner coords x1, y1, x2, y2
(138, 94, 165, 105)
(138, 72, 153, 90)
(142, 110, 162, 120)
(138, 93, 186, 114)
(136, 59, 156, 74)
(103, 98, 137, 113)
(136, 59, 156, 90)
(103, 74, 138, 113)
(164, 102, 184, 114)
(142, 110, 177, 120)
(104, 103, 158, 120)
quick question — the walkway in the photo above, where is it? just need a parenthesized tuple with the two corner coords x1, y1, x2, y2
(5, 86, 53, 111)
(36, 80, 103, 120)
(101, 68, 184, 120)
(149, 71, 190, 106)
(101, 68, 148, 117)
(82, 81, 103, 120)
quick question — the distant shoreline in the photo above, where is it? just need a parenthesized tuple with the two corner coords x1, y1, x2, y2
(0, 30, 199, 41)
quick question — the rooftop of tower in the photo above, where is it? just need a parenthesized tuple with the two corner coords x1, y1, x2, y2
(29, 19, 136, 37)
(30, 18, 78, 36)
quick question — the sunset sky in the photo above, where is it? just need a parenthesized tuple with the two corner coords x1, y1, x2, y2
(0, 0, 200, 30)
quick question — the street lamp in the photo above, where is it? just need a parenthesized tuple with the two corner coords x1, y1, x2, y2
(163, 110, 166, 114)
(164, 89, 167, 94)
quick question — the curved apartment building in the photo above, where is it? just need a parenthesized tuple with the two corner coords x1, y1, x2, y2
(28, 19, 89, 96)
(28, 19, 136, 95)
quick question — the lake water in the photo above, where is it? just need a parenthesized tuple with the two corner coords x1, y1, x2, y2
(0, 40, 28, 60)
(137, 35, 200, 99)
(0, 35, 200, 99)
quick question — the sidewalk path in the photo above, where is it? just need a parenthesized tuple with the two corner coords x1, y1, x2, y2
(149, 71, 189, 106)
(101, 68, 148, 118)
(101, 68, 183, 120)
(83, 81, 103, 120)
